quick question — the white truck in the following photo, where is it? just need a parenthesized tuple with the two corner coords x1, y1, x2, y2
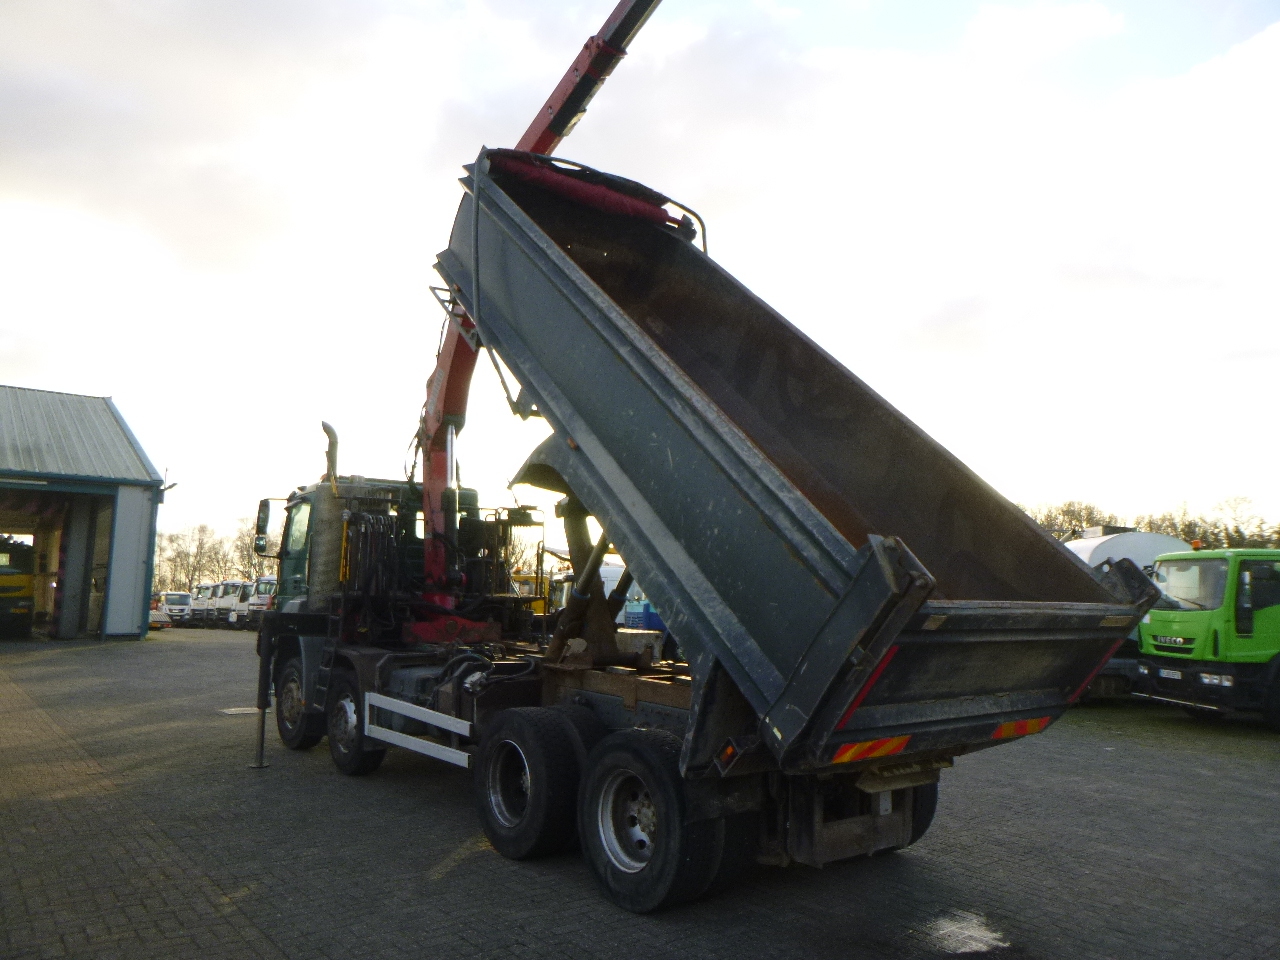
(155, 591, 193, 625)
(213, 580, 249, 627)
(230, 576, 277, 630)
(190, 583, 216, 626)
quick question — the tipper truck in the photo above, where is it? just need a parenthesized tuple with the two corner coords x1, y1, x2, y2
(253, 0, 1159, 913)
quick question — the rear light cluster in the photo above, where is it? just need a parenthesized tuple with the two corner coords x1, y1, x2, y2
(1199, 673, 1234, 687)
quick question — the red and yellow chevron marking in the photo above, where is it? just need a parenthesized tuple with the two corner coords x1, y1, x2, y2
(992, 716, 1052, 740)
(831, 735, 911, 764)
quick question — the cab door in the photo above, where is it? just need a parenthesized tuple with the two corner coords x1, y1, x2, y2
(1231, 558, 1280, 660)
(277, 500, 312, 607)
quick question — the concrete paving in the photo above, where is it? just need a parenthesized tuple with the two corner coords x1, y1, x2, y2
(2, 629, 1278, 960)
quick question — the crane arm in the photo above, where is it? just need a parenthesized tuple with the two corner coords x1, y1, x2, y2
(421, 0, 663, 594)
(516, 0, 664, 156)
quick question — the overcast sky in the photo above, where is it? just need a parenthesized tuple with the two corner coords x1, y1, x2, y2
(2, 0, 1278, 541)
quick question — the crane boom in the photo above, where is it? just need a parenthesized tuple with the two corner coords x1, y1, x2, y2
(421, 0, 663, 599)
(516, 0, 663, 155)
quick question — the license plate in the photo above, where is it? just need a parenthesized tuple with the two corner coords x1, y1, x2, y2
(1158, 668, 1182, 680)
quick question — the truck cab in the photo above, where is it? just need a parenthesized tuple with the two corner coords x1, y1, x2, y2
(157, 591, 193, 624)
(213, 580, 247, 627)
(245, 576, 276, 627)
(0, 535, 35, 638)
(227, 581, 254, 629)
(1135, 549, 1280, 727)
(191, 583, 215, 626)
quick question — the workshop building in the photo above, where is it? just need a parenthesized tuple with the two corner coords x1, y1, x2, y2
(0, 385, 162, 639)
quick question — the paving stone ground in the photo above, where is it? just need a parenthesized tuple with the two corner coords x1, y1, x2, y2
(1, 630, 1278, 960)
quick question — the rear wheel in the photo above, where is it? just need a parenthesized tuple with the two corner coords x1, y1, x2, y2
(275, 657, 323, 750)
(326, 671, 385, 775)
(907, 781, 939, 846)
(579, 729, 722, 913)
(703, 811, 758, 897)
(475, 708, 580, 859)
(549, 703, 609, 766)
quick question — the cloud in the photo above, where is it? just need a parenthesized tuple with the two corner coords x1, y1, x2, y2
(961, 2, 1125, 65)
(0, 0, 389, 263)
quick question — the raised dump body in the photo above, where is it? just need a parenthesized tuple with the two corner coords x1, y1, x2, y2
(435, 150, 1156, 771)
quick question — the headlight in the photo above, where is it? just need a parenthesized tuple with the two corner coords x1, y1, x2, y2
(1199, 673, 1234, 687)
(1137, 663, 1150, 675)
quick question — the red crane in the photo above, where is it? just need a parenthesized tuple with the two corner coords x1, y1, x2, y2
(419, 1, 663, 613)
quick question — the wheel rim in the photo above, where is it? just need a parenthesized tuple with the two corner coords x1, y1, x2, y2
(331, 694, 358, 755)
(486, 739, 531, 828)
(597, 768, 658, 873)
(279, 673, 304, 732)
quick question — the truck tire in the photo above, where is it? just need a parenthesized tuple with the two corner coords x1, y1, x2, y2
(578, 729, 721, 913)
(703, 811, 758, 898)
(475, 708, 580, 860)
(549, 703, 609, 768)
(326, 671, 385, 775)
(275, 657, 324, 750)
(907, 781, 939, 846)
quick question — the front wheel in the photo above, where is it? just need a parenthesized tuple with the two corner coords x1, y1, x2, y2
(326, 671, 385, 775)
(578, 729, 722, 913)
(275, 657, 323, 750)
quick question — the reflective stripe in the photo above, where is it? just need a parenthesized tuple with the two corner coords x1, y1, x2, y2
(831, 735, 911, 764)
(992, 716, 1052, 739)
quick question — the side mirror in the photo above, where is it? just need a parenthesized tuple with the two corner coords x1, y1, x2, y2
(254, 535, 270, 557)
(256, 499, 271, 537)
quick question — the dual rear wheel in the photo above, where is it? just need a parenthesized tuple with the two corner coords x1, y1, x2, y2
(473, 712, 755, 913)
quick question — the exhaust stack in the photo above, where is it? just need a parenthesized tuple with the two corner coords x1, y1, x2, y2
(321, 422, 338, 491)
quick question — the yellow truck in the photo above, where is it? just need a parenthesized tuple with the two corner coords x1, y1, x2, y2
(0, 535, 35, 639)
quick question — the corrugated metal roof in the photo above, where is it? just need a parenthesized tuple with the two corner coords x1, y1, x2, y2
(0, 385, 161, 484)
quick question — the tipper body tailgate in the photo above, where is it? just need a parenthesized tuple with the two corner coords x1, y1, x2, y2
(436, 152, 1157, 765)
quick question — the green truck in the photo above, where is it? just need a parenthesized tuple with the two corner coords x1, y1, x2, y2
(1134, 549, 1280, 728)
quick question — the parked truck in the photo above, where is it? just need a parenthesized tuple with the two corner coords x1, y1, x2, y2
(244, 576, 277, 629)
(0, 535, 35, 639)
(253, 0, 1158, 913)
(213, 580, 248, 628)
(190, 582, 216, 626)
(1134, 549, 1280, 727)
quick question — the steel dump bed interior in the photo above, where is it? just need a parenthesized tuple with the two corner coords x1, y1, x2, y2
(436, 154, 1155, 765)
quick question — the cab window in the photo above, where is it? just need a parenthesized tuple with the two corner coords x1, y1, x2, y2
(1236, 561, 1280, 636)
(284, 502, 311, 556)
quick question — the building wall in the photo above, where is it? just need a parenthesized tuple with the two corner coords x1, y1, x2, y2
(104, 484, 156, 638)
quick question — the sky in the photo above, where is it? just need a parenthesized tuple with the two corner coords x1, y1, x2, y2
(2, 0, 1278, 542)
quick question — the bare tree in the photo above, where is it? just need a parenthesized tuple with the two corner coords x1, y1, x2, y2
(1021, 502, 1122, 541)
(232, 518, 278, 580)
(204, 537, 236, 582)
(152, 525, 224, 591)
(1019, 498, 1280, 550)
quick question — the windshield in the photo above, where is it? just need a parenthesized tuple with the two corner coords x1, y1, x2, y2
(197, 585, 212, 598)
(0, 541, 34, 575)
(1152, 558, 1229, 610)
(256, 580, 276, 595)
(164, 593, 191, 604)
